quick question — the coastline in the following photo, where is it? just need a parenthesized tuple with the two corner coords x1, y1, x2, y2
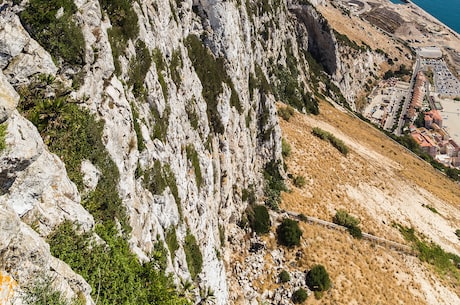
(405, 0, 460, 40)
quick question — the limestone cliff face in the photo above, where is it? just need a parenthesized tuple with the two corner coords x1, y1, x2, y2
(0, 0, 381, 304)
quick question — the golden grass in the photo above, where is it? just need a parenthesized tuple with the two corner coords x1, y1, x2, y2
(273, 101, 460, 303)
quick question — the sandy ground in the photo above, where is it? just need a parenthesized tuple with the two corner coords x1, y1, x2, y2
(278, 101, 460, 303)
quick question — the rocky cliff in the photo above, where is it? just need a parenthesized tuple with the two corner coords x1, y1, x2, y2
(0, 0, 383, 304)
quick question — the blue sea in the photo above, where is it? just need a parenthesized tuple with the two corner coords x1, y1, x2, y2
(409, 0, 460, 34)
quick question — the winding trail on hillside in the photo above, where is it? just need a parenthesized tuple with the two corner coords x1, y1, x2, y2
(282, 210, 416, 256)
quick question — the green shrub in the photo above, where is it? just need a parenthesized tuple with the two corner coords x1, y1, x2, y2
(143, 160, 182, 219)
(20, 91, 127, 229)
(456, 229, 460, 239)
(333, 210, 362, 239)
(248, 205, 271, 234)
(0, 122, 7, 152)
(306, 265, 331, 292)
(242, 186, 256, 205)
(152, 48, 169, 102)
(131, 104, 146, 151)
(278, 105, 295, 121)
(298, 213, 308, 222)
(150, 105, 170, 141)
(312, 127, 348, 156)
(293, 175, 306, 188)
(128, 40, 152, 98)
(277, 218, 302, 247)
(170, 49, 183, 87)
(333, 210, 359, 227)
(186, 144, 203, 190)
(102, 0, 139, 75)
(19, 0, 85, 66)
(185, 101, 200, 131)
(184, 230, 203, 280)
(278, 270, 291, 283)
(422, 204, 439, 214)
(347, 225, 363, 239)
(292, 288, 308, 303)
(263, 160, 287, 210)
(281, 138, 291, 158)
(165, 226, 179, 256)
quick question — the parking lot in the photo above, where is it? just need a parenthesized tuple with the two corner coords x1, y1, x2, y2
(421, 58, 460, 97)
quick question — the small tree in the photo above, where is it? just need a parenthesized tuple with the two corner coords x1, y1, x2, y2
(292, 288, 308, 303)
(306, 265, 331, 292)
(277, 218, 302, 247)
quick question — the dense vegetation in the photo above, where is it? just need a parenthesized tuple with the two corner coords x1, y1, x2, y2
(49, 222, 190, 305)
(247, 205, 271, 234)
(277, 218, 302, 247)
(128, 40, 152, 98)
(263, 160, 287, 210)
(100, 0, 139, 75)
(383, 64, 412, 80)
(22, 275, 84, 305)
(273, 44, 319, 114)
(19, 0, 85, 66)
(184, 230, 203, 280)
(278, 105, 295, 121)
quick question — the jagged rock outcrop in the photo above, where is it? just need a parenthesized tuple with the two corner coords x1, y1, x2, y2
(0, 11, 57, 84)
(1, 110, 94, 235)
(0, 205, 94, 305)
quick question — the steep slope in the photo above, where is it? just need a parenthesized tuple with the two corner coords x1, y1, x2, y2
(0, 0, 440, 304)
(222, 102, 460, 304)
(278, 102, 460, 304)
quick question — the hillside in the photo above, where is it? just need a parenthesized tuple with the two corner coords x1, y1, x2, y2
(0, 0, 460, 304)
(278, 102, 460, 304)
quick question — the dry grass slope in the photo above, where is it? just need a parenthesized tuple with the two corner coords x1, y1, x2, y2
(274, 101, 460, 304)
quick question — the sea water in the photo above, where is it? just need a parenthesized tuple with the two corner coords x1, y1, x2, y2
(410, 0, 460, 34)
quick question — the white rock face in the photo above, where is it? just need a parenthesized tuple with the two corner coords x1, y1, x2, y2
(81, 160, 101, 192)
(0, 70, 18, 123)
(0, 11, 57, 84)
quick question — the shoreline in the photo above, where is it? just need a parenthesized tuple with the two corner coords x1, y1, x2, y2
(405, 0, 460, 40)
